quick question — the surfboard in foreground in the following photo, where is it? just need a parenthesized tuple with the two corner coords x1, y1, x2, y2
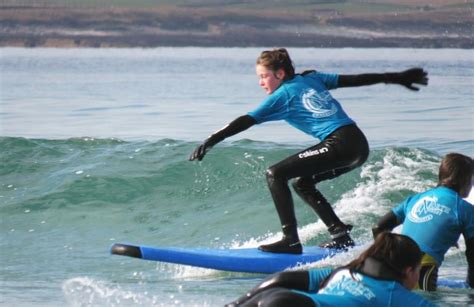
(110, 243, 340, 274)
(110, 243, 468, 289)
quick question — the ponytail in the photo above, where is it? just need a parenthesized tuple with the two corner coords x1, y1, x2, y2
(346, 232, 422, 280)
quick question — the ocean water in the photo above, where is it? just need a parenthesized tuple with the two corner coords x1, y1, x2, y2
(1, 47, 473, 306)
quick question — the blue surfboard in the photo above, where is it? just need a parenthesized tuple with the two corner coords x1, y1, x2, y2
(436, 279, 469, 289)
(110, 243, 340, 274)
(110, 243, 468, 289)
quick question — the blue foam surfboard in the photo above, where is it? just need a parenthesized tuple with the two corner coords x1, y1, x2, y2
(436, 279, 469, 289)
(110, 243, 340, 274)
(110, 243, 469, 289)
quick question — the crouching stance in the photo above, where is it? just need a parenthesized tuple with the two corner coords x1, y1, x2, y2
(190, 48, 428, 253)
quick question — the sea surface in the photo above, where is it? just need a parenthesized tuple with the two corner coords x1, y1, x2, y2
(1, 47, 473, 306)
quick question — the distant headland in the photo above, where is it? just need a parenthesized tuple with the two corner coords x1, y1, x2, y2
(1, 0, 472, 48)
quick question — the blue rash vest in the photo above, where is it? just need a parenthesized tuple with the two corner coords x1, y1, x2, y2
(247, 72, 355, 141)
(294, 268, 434, 306)
(392, 186, 474, 265)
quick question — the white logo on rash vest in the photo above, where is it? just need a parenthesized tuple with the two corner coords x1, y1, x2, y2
(301, 88, 338, 118)
(408, 196, 451, 223)
(319, 270, 376, 300)
(298, 147, 329, 159)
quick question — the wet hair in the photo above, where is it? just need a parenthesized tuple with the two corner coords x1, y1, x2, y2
(438, 153, 473, 196)
(320, 232, 422, 289)
(256, 48, 295, 80)
(347, 232, 422, 279)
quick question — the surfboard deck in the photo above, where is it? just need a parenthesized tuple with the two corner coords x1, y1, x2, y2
(110, 243, 468, 288)
(110, 243, 340, 274)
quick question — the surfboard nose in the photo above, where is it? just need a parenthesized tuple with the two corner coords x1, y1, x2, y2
(111, 243, 142, 258)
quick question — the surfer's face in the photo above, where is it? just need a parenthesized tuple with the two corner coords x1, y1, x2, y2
(256, 65, 284, 95)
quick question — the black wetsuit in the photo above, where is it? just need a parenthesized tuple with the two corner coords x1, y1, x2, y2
(190, 68, 428, 253)
(265, 123, 368, 249)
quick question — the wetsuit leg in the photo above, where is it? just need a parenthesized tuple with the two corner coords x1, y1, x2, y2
(226, 271, 310, 307)
(292, 168, 356, 249)
(260, 124, 368, 253)
(238, 288, 315, 307)
(258, 166, 303, 254)
(292, 174, 348, 230)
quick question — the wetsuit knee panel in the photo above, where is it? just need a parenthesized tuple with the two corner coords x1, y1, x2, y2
(265, 167, 288, 183)
(292, 177, 316, 195)
(265, 168, 276, 185)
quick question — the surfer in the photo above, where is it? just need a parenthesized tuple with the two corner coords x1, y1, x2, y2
(226, 232, 435, 306)
(372, 152, 474, 291)
(190, 48, 428, 254)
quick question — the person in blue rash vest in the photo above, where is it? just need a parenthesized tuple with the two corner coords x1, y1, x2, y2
(226, 232, 435, 307)
(189, 48, 428, 254)
(372, 153, 474, 291)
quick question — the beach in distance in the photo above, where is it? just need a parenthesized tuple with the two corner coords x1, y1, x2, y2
(1, 0, 473, 48)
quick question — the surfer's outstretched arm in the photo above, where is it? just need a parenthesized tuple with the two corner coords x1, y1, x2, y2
(338, 67, 428, 91)
(371, 211, 400, 239)
(189, 115, 256, 161)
